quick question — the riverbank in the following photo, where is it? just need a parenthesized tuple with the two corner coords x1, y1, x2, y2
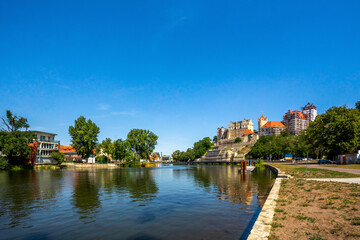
(267, 163, 360, 240)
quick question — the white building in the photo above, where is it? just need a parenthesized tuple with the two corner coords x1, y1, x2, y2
(33, 131, 59, 164)
(302, 102, 317, 122)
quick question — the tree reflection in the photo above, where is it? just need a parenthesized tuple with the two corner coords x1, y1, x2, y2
(124, 169, 158, 202)
(72, 170, 101, 221)
(0, 170, 63, 228)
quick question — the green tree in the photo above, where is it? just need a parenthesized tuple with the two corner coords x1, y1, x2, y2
(127, 129, 158, 160)
(172, 150, 182, 161)
(112, 139, 131, 161)
(51, 152, 65, 165)
(193, 137, 212, 159)
(1, 110, 29, 132)
(213, 136, 218, 143)
(306, 105, 360, 159)
(97, 138, 113, 159)
(69, 116, 100, 159)
(0, 110, 34, 164)
(356, 101, 360, 111)
(235, 137, 242, 143)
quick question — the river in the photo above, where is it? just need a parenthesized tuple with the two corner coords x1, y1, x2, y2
(0, 165, 275, 240)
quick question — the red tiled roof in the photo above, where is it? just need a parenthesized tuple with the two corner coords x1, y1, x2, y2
(244, 129, 256, 135)
(284, 110, 306, 119)
(258, 114, 268, 121)
(261, 121, 286, 128)
(59, 146, 76, 153)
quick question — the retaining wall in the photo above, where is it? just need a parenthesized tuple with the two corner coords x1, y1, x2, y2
(247, 164, 289, 239)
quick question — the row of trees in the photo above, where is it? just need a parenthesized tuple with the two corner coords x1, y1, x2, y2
(172, 137, 212, 161)
(249, 102, 360, 160)
(0, 111, 159, 169)
(68, 116, 158, 162)
(0, 110, 35, 168)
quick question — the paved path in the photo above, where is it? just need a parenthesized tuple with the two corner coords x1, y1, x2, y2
(305, 165, 360, 175)
(306, 178, 360, 184)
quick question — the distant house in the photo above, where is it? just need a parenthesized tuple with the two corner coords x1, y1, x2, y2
(32, 131, 60, 164)
(259, 121, 286, 136)
(59, 146, 96, 163)
(59, 146, 81, 161)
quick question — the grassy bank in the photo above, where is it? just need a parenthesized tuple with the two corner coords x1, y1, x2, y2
(321, 164, 360, 170)
(266, 164, 360, 239)
(269, 163, 360, 178)
(269, 179, 360, 240)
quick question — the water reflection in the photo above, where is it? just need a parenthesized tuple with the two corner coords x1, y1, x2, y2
(190, 165, 275, 205)
(0, 170, 63, 228)
(0, 166, 275, 239)
(72, 170, 101, 221)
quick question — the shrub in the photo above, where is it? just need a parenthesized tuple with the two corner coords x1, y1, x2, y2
(95, 155, 109, 164)
(235, 137, 242, 143)
(0, 157, 10, 170)
(51, 152, 65, 165)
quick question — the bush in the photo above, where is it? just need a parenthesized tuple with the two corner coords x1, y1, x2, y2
(51, 152, 65, 165)
(0, 157, 10, 170)
(95, 155, 109, 164)
(235, 137, 242, 143)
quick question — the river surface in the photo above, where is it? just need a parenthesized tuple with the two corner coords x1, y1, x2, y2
(0, 165, 275, 240)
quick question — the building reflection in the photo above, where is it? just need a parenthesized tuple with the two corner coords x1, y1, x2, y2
(190, 165, 275, 205)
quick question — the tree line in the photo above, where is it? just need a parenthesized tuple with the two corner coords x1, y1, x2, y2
(0, 112, 158, 169)
(68, 116, 158, 163)
(172, 137, 213, 161)
(249, 102, 360, 160)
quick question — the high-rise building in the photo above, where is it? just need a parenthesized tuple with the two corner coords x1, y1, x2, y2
(302, 102, 317, 122)
(282, 103, 317, 135)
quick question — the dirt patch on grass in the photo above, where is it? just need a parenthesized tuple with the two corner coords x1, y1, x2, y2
(269, 179, 360, 240)
(269, 163, 360, 178)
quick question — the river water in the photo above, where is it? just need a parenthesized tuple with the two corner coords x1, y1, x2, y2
(0, 165, 275, 240)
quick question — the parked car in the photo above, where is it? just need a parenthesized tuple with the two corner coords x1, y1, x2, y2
(318, 159, 335, 164)
(294, 157, 302, 160)
(279, 158, 285, 162)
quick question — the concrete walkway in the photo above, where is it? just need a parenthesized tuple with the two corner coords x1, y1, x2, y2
(306, 178, 360, 184)
(305, 165, 360, 175)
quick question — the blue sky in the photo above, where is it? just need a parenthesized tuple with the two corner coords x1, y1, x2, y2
(1, 0, 359, 154)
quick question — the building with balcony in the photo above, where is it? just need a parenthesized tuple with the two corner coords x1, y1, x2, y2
(33, 131, 60, 164)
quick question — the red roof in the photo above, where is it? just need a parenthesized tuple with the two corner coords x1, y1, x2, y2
(261, 121, 286, 128)
(284, 110, 306, 119)
(258, 114, 268, 121)
(244, 129, 256, 135)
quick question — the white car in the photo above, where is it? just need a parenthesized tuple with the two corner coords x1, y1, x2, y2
(279, 158, 285, 162)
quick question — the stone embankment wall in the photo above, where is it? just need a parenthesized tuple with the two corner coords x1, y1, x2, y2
(63, 163, 118, 169)
(247, 165, 289, 240)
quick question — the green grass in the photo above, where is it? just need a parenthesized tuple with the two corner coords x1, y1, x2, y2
(323, 164, 360, 170)
(269, 163, 360, 178)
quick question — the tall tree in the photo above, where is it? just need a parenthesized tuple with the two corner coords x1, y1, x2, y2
(1, 110, 29, 132)
(112, 139, 132, 161)
(306, 106, 360, 159)
(127, 129, 158, 160)
(0, 110, 34, 164)
(356, 101, 360, 111)
(69, 116, 100, 159)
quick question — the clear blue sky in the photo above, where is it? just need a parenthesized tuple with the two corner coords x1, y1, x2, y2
(1, 0, 359, 154)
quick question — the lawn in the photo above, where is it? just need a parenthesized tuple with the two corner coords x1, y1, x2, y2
(322, 164, 360, 170)
(269, 163, 360, 178)
(269, 179, 360, 240)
